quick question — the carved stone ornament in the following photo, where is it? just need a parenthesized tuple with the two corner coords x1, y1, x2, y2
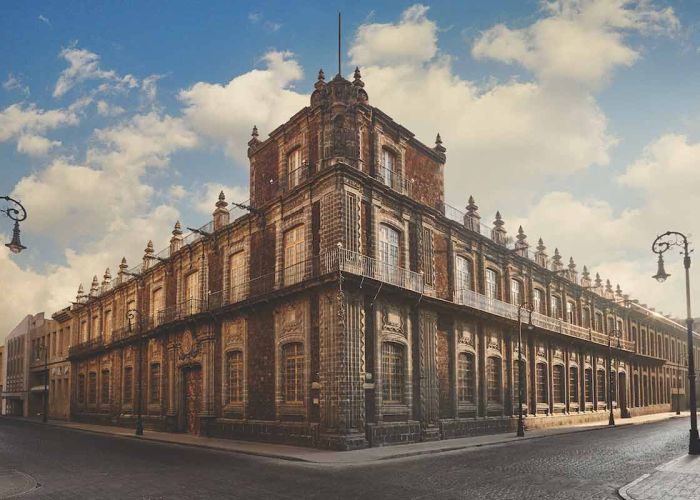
(382, 305, 404, 335)
(585, 354, 592, 364)
(570, 352, 578, 363)
(537, 344, 546, 358)
(554, 348, 564, 360)
(459, 327, 475, 347)
(179, 330, 198, 360)
(149, 338, 162, 360)
(487, 329, 500, 351)
(225, 319, 244, 346)
(280, 305, 303, 339)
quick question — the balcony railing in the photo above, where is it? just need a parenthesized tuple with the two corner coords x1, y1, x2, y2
(331, 247, 424, 294)
(279, 164, 311, 193)
(68, 335, 105, 358)
(374, 165, 413, 197)
(454, 288, 636, 352)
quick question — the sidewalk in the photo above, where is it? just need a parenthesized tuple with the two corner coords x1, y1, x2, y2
(619, 453, 700, 500)
(2, 411, 686, 465)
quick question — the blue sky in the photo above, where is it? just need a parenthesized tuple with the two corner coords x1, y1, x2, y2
(2, 0, 700, 340)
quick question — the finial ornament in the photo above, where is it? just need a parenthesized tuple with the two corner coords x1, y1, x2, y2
(145, 240, 154, 254)
(173, 220, 182, 236)
(318, 68, 325, 81)
(353, 66, 364, 87)
(251, 125, 259, 138)
(216, 190, 228, 209)
(595, 272, 602, 288)
(120, 256, 128, 268)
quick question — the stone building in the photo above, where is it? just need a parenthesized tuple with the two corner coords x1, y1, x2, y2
(0, 345, 4, 415)
(48, 307, 72, 420)
(2, 314, 32, 416)
(65, 69, 698, 449)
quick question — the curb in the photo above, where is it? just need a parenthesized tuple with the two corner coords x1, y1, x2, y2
(1, 413, 685, 465)
(618, 473, 650, 500)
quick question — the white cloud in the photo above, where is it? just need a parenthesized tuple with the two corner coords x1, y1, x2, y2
(38, 15, 50, 26)
(54, 46, 138, 98)
(350, 5, 437, 67)
(16, 134, 61, 156)
(179, 50, 307, 162)
(170, 184, 187, 199)
(96, 100, 125, 116)
(472, 0, 678, 87)
(3, 73, 29, 95)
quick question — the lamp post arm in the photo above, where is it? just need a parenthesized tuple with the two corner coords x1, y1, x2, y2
(0, 196, 27, 222)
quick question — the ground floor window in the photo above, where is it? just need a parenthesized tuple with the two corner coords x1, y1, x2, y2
(553, 365, 564, 404)
(486, 356, 502, 404)
(536, 363, 548, 404)
(382, 342, 405, 404)
(227, 350, 244, 404)
(88, 372, 97, 404)
(596, 369, 606, 402)
(124, 367, 133, 404)
(585, 369, 593, 403)
(150, 363, 161, 404)
(569, 366, 579, 403)
(283, 343, 304, 404)
(101, 369, 110, 404)
(457, 352, 476, 404)
(513, 359, 525, 402)
(77, 374, 85, 404)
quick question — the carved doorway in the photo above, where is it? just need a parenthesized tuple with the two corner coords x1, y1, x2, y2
(182, 366, 202, 435)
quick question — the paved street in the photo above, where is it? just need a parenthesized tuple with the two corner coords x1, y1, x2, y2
(0, 417, 690, 499)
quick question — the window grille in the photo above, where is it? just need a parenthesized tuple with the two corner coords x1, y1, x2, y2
(283, 343, 304, 403)
(486, 269, 498, 299)
(227, 351, 244, 403)
(596, 369, 606, 402)
(382, 342, 404, 404)
(513, 359, 525, 401)
(569, 366, 579, 402)
(422, 228, 434, 286)
(536, 363, 548, 403)
(487, 356, 502, 404)
(88, 372, 97, 404)
(585, 368, 593, 402)
(344, 192, 359, 253)
(457, 352, 475, 403)
(553, 365, 564, 403)
(150, 364, 161, 403)
(101, 369, 110, 404)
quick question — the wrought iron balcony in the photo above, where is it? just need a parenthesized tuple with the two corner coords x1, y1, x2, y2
(68, 335, 105, 358)
(374, 165, 413, 197)
(330, 247, 424, 294)
(453, 288, 636, 352)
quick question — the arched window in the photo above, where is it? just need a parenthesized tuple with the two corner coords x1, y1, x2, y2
(455, 256, 472, 304)
(382, 342, 405, 404)
(457, 352, 476, 403)
(596, 369, 606, 403)
(283, 343, 304, 404)
(149, 363, 161, 404)
(284, 225, 306, 285)
(553, 365, 565, 403)
(226, 350, 244, 404)
(101, 369, 110, 404)
(536, 363, 548, 404)
(585, 368, 593, 403)
(569, 366, 579, 403)
(486, 356, 502, 404)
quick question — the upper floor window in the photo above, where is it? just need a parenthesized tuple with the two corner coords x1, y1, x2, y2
(381, 148, 397, 188)
(379, 225, 400, 268)
(282, 343, 304, 404)
(551, 296, 562, 319)
(595, 312, 604, 333)
(455, 256, 472, 303)
(533, 289, 545, 314)
(287, 148, 302, 188)
(567, 301, 576, 324)
(486, 269, 499, 300)
(104, 310, 112, 339)
(510, 279, 522, 306)
(91, 315, 100, 338)
(185, 271, 200, 303)
(422, 228, 434, 286)
(344, 192, 360, 253)
(151, 287, 164, 326)
(582, 307, 591, 328)
(229, 252, 246, 302)
(284, 225, 306, 285)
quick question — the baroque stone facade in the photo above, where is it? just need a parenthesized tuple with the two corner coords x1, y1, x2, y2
(63, 69, 698, 450)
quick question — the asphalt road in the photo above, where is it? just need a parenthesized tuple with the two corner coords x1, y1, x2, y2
(0, 417, 688, 499)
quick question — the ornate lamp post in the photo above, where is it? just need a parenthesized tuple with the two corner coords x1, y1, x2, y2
(127, 308, 144, 436)
(607, 328, 622, 426)
(1, 196, 27, 254)
(516, 302, 534, 437)
(652, 231, 700, 455)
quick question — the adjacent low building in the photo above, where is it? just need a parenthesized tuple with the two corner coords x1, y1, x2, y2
(0, 345, 4, 415)
(61, 68, 697, 449)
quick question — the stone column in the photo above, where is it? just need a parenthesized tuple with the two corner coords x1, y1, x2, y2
(505, 331, 514, 416)
(479, 322, 487, 418)
(416, 309, 440, 440)
(166, 341, 177, 417)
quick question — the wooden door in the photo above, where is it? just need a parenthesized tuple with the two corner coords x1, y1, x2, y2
(183, 367, 201, 435)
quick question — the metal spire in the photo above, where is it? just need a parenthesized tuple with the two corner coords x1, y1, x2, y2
(338, 12, 342, 76)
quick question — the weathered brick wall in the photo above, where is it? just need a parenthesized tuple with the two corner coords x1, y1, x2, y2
(404, 143, 443, 210)
(247, 306, 275, 420)
(434, 230, 449, 300)
(250, 141, 279, 208)
(437, 328, 451, 418)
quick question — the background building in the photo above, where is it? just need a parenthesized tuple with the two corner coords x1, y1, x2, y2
(65, 69, 698, 449)
(3, 315, 33, 416)
(48, 307, 72, 420)
(0, 345, 4, 415)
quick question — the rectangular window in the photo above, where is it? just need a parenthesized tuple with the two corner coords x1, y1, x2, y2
(422, 228, 434, 286)
(381, 149, 396, 188)
(88, 372, 97, 404)
(553, 365, 564, 403)
(585, 369, 593, 402)
(344, 192, 359, 253)
(77, 374, 86, 404)
(595, 313, 604, 333)
(487, 357, 502, 404)
(283, 343, 304, 404)
(457, 353, 475, 403)
(150, 364, 161, 404)
(101, 370, 110, 404)
(284, 225, 306, 285)
(536, 363, 548, 404)
(227, 351, 244, 404)
(514, 359, 525, 402)
(104, 310, 113, 340)
(382, 342, 404, 404)
(551, 296, 561, 319)
(596, 370, 606, 402)
(486, 269, 498, 299)
(185, 271, 201, 314)
(123, 367, 133, 404)
(455, 256, 471, 304)
(510, 279, 521, 306)
(287, 148, 302, 189)
(151, 288, 164, 326)
(569, 366, 579, 402)
(379, 225, 400, 285)
(229, 252, 246, 303)
(92, 315, 100, 339)
(582, 308, 591, 328)
(533, 289, 545, 314)
(567, 302, 576, 324)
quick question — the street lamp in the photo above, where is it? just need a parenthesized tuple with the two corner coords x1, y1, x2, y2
(35, 343, 49, 423)
(652, 231, 699, 455)
(1, 196, 27, 254)
(517, 302, 534, 437)
(607, 328, 623, 426)
(127, 308, 144, 436)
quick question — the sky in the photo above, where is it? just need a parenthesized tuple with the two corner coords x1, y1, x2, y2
(2, 0, 700, 343)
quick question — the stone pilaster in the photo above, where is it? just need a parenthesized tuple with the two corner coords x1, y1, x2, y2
(416, 309, 439, 440)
